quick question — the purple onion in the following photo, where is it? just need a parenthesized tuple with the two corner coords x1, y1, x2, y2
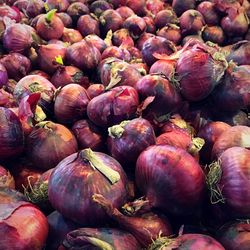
(46, 0, 70, 12)
(89, 0, 112, 17)
(123, 15, 146, 39)
(62, 27, 83, 44)
(77, 14, 100, 37)
(116, 6, 135, 20)
(0, 63, 8, 88)
(172, 0, 196, 17)
(84, 34, 107, 53)
(197, 1, 220, 25)
(26, 0, 44, 18)
(67, 2, 89, 22)
(202, 26, 225, 45)
(154, 9, 179, 29)
(57, 13, 73, 28)
(0, 5, 21, 22)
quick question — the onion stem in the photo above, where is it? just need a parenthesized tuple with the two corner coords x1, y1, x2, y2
(46, 9, 57, 23)
(80, 236, 114, 250)
(108, 120, 130, 138)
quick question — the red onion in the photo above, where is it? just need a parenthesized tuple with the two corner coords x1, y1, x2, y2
(101, 46, 131, 61)
(182, 34, 204, 45)
(136, 145, 205, 216)
(207, 147, 250, 217)
(197, 1, 220, 25)
(112, 28, 134, 47)
(57, 13, 73, 28)
(14, 75, 56, 113)
(87, 85, 139, 127)
(29, 70, 50, 80)
(212, 125, 250, 159)
(146, 0, 165, 16)
(62, 228, 141, 249)
(136, 32, 155, 50)
(0, 63, 8, 88)
(176, 43, 228, 101)
(36, 9, 64, 40)
(108, 118, 156, 168)
(157, 24, 182, 45)
(202, 26, 225, 45)
(0, 53, 31, 81)
(84, 34, 107, 53)
(26, 121, 78, 170)
(90, 0, 112, 17)
(93, 194, 172, 248)
(48, 148, 128, 225)
(214, 0, 241, 14)
(3, 23, 32, 53)
(0, 5, 21, 22)
(0, 165, 15, 189)
(198, 121, 231, 164)
(123, 15, 146, 39)
(37, 43, 67, 74)
(116, 6, 135, 20)
(149, 60, 176, 79)
(180, 10, 205, 36)
(172, 0, 196, 17)
(72, 119, 105, 151)
(47, 211, 80, 250)
(0, 107, 24, 160)
(13, 0, 29, 12)
(0, 188, 48, 250)
(62, 27, 83, 43)
(67, 2, 89, 22)
(221, 8, 249, 37)
(54, 83, 90, 124)
(218, 221, 250, 250)
(77, 14, 100, 37)
(98, 58, 142, 89)
(154, 9, 179, 29)
(148, 233, 225, 249)
(141, 36, 176, 66)
(108, 0, 126, 8)
(66, 40, 101, 71)
(143, 16, 156, 33)
(46, 0, 70, 12)
(87, 83, 105, 99)
(99, 9, 123, 35)
(51, 65, 89, 89)
(0, 88, 17, 108)
(126, 0, 147, 16)
(226, 40, 250, 65)
(26, 0, 44, 18)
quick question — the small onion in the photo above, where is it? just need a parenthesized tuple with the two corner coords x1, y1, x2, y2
(123, 15, 146, 39)
(116, 6, 135, 20)
(202, 26, 225, 45)
(197, 1, 220, 25)
(87, 84, 105, 99)
(57, 13, 73, 28)
(90, 0, 112, 17)
(67, 2, 89, 23)
(126, 0, 147, 16)
(157, 24, 182, 45)
(0, 165, 15, 189)
(149, 60, 176, 79)
(77, 14, 100, 37)
(84, 34, 107, 53)
(172, 0, 196, 17)
(0, 5, 21, 22)
(26, 0, 44, 18)
(62, 27, 83, 44)
(26, 121, 78, 170)
(46, 0, 70, 12)
(112, 28, 134, 47)
(143, 16, 156, 33)
(154, 9, 179, 29)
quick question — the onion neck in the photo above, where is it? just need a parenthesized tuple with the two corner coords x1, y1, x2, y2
(79, 236, 114, 250)
(189, 137, 205, 155)
(206, 161, 225, 204)
(108, 120, 130, 138)
(46, 9, 57, 23)
(148, 236, 180, 250)
(122, 197, 152, 216)
(80, 148, 120, 184)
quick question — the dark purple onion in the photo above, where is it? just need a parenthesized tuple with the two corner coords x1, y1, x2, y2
(54, 84, 90, 124)
(116, 6, 135, 20)
(0, 53, 31, 81)
(197, 1, 220, 25)
(172, 0, 196, 17)
(46, 0, 70, 12)
(26, 0, 44, 18)
(0, 63, 8, 88)
(67, 2, 89, 22)
(202, 26, 225, 45)
(77, 14, 100, 37)
(154, 9, 179, 29)
(123, 15, 146, 39)
(72, 119, 105, 151)
(57, 13, 73, 28)
(13, 0, 29, 11)
(89, 0, 112, 17)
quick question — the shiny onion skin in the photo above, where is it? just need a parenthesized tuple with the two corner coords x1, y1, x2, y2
(62, 227, 141, 250)
(48, 149, 128, 225)
(212, 125, 250, 159)
(107, 118, 156, 168)
(0, 107, 24, 160)
(0, 188, 48, 250)
(207, 147, 250, 217)
(136, 145, 205, 216)
(218, 221, 250, 250)
(54, 84, 90, 124)
(26, 121, 78, 170)
(149, 60, 176, 79)
(0, 165, 15, 189)
(87, 86, 139, 128)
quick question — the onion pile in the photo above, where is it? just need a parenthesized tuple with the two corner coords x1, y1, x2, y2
(0, 0, 250, 249)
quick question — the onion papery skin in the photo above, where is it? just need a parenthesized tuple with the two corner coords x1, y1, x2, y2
(212, 147, 250, 217)
(48, 150, 128, 225)
(176, 46, 227, 102)
(0, 188, 48, 250)
(62, 27, 83, 44)
(0, 165, 15, 189)
(0, 53, 31, 81)
(26, 122, 78, 170)
(62, 227, 141, 250)
(197, 121, 231, 164)
(107, 118, 156, 168)
(101, 46, 131, 62)
(0, 107, 24, 160)
(87, 86, 139, 128)
(54, 84, 90, 124)
(212, 125, 250, 159)
(72, 119, 105, 151)
(218, 221, 250, 250)
(136, 145, 205, 216)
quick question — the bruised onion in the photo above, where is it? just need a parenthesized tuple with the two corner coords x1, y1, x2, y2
(54, 83, 90, 124)
(26, 121, 78, 170)
(87, 83, 105, 99)
(72, 119, 105, 151)
(116, 6, 135, 20)
(46, 0, 70, 12)
(123, 15, 146, 39)
(77, 14, 100, 37)
(207, 147, 250, 217)
(62, 227, 141, 249)
(202, 26, 225, 45)
(48, 148, 128, 225)
(108, 118, 156, 168)
(197, 1, 220, 25)
(212, 125, 250, 159)
(154, 9, 179, 29)
(0, 63, 8, 88)
(0, 165, 15, 189)
(0, 107, 24, 160)
(0, 188, 48, 250)
(136, 145, 205, 215)
(87, 85, 139, 127)
(62, 27, 83, 43)
(36, 9, 64, 41)
(51, 65, 89, 89)
(66, 40, 101, 71)
(90, 0, 112, 17)
(93, 194, 172, 248)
